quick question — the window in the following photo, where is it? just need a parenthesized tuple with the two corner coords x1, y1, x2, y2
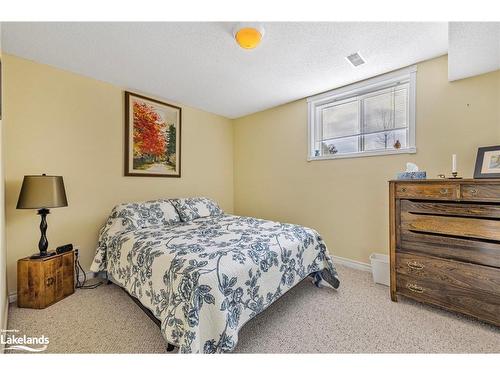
(308, 66, 416, 160)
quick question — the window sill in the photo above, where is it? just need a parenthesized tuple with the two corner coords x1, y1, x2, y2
(307, 147, 416, 161)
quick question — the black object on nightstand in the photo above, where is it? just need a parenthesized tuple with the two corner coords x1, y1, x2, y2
(56, 243, 73, 254)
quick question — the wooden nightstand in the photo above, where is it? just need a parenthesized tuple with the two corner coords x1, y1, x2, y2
(17, 250, 75, 309)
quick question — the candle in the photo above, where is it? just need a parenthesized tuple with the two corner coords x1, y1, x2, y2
(452, 154, 457, 173)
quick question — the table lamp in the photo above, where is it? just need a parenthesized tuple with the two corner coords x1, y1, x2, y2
(16, 174, 68, 258)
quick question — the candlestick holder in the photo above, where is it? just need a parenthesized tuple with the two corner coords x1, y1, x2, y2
(449, 172, 462, 179)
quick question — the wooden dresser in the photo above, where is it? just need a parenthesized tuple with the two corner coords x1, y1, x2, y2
(17, 250, 75, 309)
(389, 179, 500, 326)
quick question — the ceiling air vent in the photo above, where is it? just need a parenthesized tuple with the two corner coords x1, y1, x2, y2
(346, 52, 365, 67)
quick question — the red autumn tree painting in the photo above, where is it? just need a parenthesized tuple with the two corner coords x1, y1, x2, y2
(127, 93, 180, 177)
(133, 101, 166, 159)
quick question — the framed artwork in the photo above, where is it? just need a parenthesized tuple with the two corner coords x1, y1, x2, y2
(474, 145, 500, 179)
(125, 91, 181, 177)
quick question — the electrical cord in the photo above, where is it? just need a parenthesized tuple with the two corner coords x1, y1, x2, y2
(75, 249, 103, 289)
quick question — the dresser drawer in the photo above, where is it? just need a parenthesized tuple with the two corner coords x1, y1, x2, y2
(396, 252, 500, 294)
(396, 273, 500, 325)
(398, 200, 500, 267)
(395, 183, 456, 200)
(400, 199, 500, 219)
(461, 184, 500, 202)
(399, 230, 500, 268)
(401, 210, 500, 242)
(396, 253, 500, 325)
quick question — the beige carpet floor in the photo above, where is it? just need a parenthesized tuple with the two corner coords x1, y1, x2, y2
(6, 265, 500, 353)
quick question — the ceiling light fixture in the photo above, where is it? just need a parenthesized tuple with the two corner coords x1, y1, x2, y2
(233, 24, 265, 50)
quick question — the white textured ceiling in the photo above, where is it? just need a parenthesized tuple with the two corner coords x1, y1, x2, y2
(2, 22, 448, 118)
(448, 22, 500, 81)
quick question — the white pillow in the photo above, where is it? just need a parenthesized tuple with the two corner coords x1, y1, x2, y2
(110, 199, 181, 230)
(170, 197, 223, 222)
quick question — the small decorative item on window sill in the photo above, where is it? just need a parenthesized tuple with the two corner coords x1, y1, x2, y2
(327, 145, 338, 155)
(396, 162, 426, 180)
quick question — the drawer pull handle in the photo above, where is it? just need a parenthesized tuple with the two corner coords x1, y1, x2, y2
(406, 283, 425, 294)
(470, 188, 478, 195)
(407, 261, 424, 270)
(401, 187, 407, 193)
(440, 188, 448, 195)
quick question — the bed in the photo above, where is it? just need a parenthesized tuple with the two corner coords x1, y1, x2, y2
(90, 197, 340, 353)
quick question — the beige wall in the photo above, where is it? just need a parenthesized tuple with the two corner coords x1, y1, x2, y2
(3, 53, 500, 296)
(1, 24, 8, 343)
(3, 54, 234, 294)
(233, 55, 500, 264)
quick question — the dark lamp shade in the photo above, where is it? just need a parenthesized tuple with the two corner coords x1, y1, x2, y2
(16, 175, 68, 209)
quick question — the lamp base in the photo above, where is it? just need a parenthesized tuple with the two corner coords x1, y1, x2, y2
(30, 251, 56, 259)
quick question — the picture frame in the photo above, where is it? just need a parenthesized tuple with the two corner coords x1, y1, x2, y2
(473, 145, 500, 179)
(125, 91, 181, 177)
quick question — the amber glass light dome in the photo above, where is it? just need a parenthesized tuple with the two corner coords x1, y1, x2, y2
(235, 27, 263, 49)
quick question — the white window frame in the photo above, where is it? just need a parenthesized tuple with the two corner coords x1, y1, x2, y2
(307, 65, 417, 161)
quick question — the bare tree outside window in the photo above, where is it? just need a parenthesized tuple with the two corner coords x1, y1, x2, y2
(373, 108, 396, 149)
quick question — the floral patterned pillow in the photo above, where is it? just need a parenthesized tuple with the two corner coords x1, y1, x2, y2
(110, 198, 181, 230)
(91, 199, 181, 273)
(170, 197, 223, 222)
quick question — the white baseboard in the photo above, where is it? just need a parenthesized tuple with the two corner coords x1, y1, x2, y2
(77, 271, 97, 283)
(8, 292, 16, 304)
(8, 271, 95, 304)
(332, 255, 372, 272)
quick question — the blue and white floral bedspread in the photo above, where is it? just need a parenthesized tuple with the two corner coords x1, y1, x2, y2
(91, 214, 340, 353)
